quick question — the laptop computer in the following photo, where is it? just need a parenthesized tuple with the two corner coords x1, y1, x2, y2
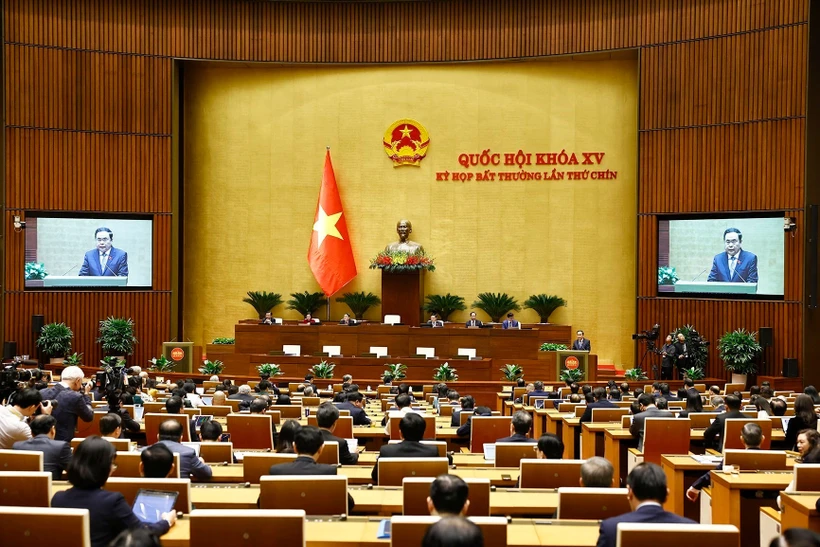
(200, 396, 213, 406)
(182, 442, 201, 456)
(133, 405, 144, 422)
(193, 415, 213, 430)
(132, 489, 178, 523)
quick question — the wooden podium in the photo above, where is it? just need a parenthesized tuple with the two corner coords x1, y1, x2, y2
(381, 271, 424, 327)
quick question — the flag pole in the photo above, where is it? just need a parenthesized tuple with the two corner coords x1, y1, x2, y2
(325, 144, 331, 324)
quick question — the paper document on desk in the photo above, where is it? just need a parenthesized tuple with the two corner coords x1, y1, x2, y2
(691, 455, 723, 465)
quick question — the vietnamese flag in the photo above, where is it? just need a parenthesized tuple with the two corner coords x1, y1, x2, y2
(308, 149, 357, 296)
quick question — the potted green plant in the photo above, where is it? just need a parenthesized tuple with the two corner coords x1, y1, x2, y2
(97, 317, 138, 356)
(212, 337, 235, 345)
(257, 363, 284, 379)
(423, 294, 467, 322)
(242, 291, 283, 319)
(100, 356, 126, 368)
(383, 363, 407, 381)
(287, 291, 328, 316)
(623, 368, 648, 381)
(335, 291, 381, 320)
(64, 352, 83, 367)
(683, 366, 705, 380)
(500, 364, 523, 382)
(433, 363, 458, 381)
(539, 342, 569, 352)
(718, 328, 762, 386)
(148, 355, 176, 373)
(198, 359, 225, 376)
(671, 325, 709, 370)
(36, 322, 74, 363)
(471, 292, 520, 323)
(310, 360, 335, 379)
(657, 266, 679, 285)
(559, 368, 583, 385)
(25, 262, 48, 280)
(523, 294, 567, 323)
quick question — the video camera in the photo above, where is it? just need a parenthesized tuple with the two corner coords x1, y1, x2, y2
(98, 357, 127, 413)
(632, 324, 660, 342)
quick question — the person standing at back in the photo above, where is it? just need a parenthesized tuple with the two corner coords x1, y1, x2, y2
(39, 366, 93, 442)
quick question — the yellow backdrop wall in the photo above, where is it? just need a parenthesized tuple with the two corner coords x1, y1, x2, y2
(183, 56, 638, 366)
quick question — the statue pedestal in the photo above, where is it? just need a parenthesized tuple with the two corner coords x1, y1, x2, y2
(381, 270, 424, 327)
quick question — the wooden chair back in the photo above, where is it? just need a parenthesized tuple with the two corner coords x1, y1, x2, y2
(469, 416, 512, 453)
(402, 477, 490, 516)
(269, 405, 303, 419)
(557, 487, 631, 519)
(0, 449, 43, 471)
(264, 410, 283, 425)
(439, 405, 455, 417)
(643, 418, 691, 464)
(494, 442, 538, 468)
(259, 476, 347, 515)
(306, 416, 353, 439)
(209, 405, 233, 417)
(0, 507, 90, 547)
(183, 408, 202, 418)
(189, 509, 305, 546)
(794, 463, 820, 491)
(390, 516, 507, 547)
(144, 413, 191, 443)
(388, 413, 436, 440)
(227, 414, 274, 450)
(723, 419, 772, 450)
(616, 523, 740, 547)
(203, 381, 221, 391)
(70, 437, 130, 451)
(243, 453, 298, 483)
(723, 449, 787, 470)
(377, 457, 449, 486)
(111, 452, 181, 478)
(519, 459, 584, 489)
(316, 441, 339, 465)
(621, 415, 632, 428)
(688, 413, 720, 429)
(0, 471, 51, 507)
(301, 396, 321, 406)
(226, 400, 243, 412)
(105, 477, 191, 513)
(574, 406, 587, 417)
(144, 401, 165, 414)
(75, 411, 107, 438)
(200, 442, 234, 463)
(592, 408, 630, 423)
(387, 440, 447, 457)
(558, 403, 582, 412)
(723, 383, 745, 395)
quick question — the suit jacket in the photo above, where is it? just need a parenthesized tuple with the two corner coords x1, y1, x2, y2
(629, 407, 675, 450)
(495, 433, 536, 443)
(465, 319, 483, 327)
(267, 456, 355, 512)
(501, 320, 520, 329)
(338, 318, 357, 325)
(596, 504, 695, 547)
(371, 440, 442, 482)
(335, 402, 371, 426)
(156, 439, 212, 480)
(580, 399, 617, 423)
(427, 320, 444, 328)
(13, 434, 71, 479)
(321, 429, 357, 465)
(51, 487, 169, 547)
(38, 383, 94, 442)
(702, 409, 747, 450)
(707, 249, 759, 284)
(660, 343, 676, 369)
(572, 339, 591, 351)
(672, 341, 688, 369)
(78, 246, 129, 277)
(785, 415, 817, 449)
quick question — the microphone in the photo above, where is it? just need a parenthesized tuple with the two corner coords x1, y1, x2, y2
(60, 264, 81, 276)
(692, 268, 709, 281)
(103, 255, 125, 277)
(734, 265, 748, 283)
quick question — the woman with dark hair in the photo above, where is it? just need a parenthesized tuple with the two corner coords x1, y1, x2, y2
(752, 394, 773, 418)
(51, 437, 175, 547)
(276, 419, 301, 453)
(678, 391, 703, 418)
(804, 385, 820, 405)
(786, 395, 819, 449)
(797, 430, 820, 464)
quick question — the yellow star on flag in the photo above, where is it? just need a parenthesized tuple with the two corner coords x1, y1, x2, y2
(400, 125, 412, 138)
(313, 205, 344, 247)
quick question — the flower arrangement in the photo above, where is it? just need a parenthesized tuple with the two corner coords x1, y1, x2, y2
(25, 262, 48, 280)
(657, 266, 679, 285)
(149, 355, 176, 372)
(539, 342, 568, 351)
(369, 250, 436, 272)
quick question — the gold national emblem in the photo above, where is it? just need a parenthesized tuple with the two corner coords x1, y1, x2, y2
(383, 119, 430, 167)
(171, 348, 185, 361)
(565, 356, 580, 370)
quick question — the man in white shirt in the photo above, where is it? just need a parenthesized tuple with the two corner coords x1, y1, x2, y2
(0, 388, 52, 449)
(383, 393, 414, 435)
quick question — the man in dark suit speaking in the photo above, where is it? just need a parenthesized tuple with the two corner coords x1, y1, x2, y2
(78, 227, 129, 277)
(572, 330, 591, 351)
(596, 463, 694, 547)
(707, 227, 758, 285)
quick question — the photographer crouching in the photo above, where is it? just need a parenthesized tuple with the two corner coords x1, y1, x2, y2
(0, 387, 53, 448)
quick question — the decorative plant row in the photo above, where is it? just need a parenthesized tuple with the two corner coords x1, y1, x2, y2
(370, 250, 436, 272)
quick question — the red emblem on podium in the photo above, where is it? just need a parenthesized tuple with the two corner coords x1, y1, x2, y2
(171, 348, 185, 361)
(383, 119, 430, 167)
(564, 356, 580, 370)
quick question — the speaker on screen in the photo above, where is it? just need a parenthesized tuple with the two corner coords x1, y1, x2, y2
(758, 327, 773, 347)
(31, 315, 44, 335)
(3, 341, 17, 360)
(782, 358, 799, 378)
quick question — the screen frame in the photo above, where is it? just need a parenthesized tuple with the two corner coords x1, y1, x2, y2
(655, 211, 786, 301)
(22, 210, 155, 292)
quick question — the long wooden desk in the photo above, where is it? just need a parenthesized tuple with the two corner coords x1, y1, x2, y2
(160, 517, 601, 547)
(780, 492, 820, 533)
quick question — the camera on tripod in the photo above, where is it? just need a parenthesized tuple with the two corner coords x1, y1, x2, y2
(632, 324, 660, 343)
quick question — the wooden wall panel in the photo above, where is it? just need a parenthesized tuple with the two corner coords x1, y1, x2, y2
(639, 119, 806, 213)
(1, 0, 810, 380)
(4, 128, 170, 212)
(4, 291, 171, 367)
(641, 25, 808, 130)
(637, 299, 802, 380)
